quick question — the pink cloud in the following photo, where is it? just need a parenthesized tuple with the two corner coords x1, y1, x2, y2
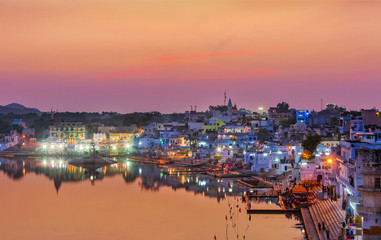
(94, 47, 284, 80)
(94, 67, 160, 79)
(180, 69, 274, 82)
(158, 51, 257, 61)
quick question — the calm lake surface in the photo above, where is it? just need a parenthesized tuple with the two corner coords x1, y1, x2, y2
(0, 157, 305, 240)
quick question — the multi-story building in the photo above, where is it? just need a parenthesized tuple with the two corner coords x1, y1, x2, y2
(49, 122, 86, 142)
(296, 110, 309, 126)
(357, 162, 381, 239)
(109, 133, 135, 143)
(268, 107, 293, 126)
(201, 118, 226, 134)
(353, 132, 381, 145)
(361, 109, 381, 127)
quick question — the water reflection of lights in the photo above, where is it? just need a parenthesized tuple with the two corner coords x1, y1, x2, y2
(1, 159, 249, 202)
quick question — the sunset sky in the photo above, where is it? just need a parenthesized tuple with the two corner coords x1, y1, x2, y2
(1, 0, 380, 113)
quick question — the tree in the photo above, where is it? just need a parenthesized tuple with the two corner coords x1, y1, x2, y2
(257, 129, 270, 143)
(276, 102, 289, 113)
(279, 118, 296, 128)
(301, 133, 322, 161)
(0, 119, 10, 133)
(209, 105, 228, 112)
(122, 112, 162, 127)
(11, 124, 24, 134)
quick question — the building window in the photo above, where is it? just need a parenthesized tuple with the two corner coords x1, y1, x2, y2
(375, 178, 380, 189)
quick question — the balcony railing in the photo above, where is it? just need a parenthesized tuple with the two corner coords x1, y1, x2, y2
(357, 186, 381, 192)
(356, 204, 381, 215)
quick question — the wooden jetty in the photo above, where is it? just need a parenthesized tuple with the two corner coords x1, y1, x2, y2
(246, 190, 280, 198)
(208, 172, 257, 178)
(245, 193, 299, 215)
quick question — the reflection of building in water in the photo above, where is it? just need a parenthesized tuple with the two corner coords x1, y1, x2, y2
(0, 158, 26, 180)
(0, 158, 245, 201)
(54, 178, 62, 193)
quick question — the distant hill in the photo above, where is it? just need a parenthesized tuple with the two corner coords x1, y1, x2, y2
(0, 103, 42, 115)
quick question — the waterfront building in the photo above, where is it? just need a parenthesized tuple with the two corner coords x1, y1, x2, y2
(93, 133, 107, 142)
(144, 122, 157, 137)
(333, 140, 366, 202)
(109, 133, 135, 143)
(245, 151, 271, 173)
(97, 126, 116, 134)
(330, 138, 381, 239)
(245, 144, 293, 173)
(49, 122, 86, 142)
(133, 136, 160, 153)
(1, 130, 21, 150)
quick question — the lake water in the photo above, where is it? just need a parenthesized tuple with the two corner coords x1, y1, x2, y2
(0, 157, 305, 240)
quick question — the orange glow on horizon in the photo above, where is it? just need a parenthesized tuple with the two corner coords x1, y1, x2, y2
(0, 0, 380, 112)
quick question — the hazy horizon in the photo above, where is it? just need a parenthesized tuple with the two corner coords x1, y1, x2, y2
(0, 100, 378, 114)
(1, 0, 380, 113)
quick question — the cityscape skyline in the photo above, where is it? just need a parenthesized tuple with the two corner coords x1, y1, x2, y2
(0, 97, 379, 114)
(2, 1, 381, 239)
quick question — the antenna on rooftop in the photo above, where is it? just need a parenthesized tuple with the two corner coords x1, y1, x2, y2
(50, 109, 55, 120)
(224, 91, 227, 106)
